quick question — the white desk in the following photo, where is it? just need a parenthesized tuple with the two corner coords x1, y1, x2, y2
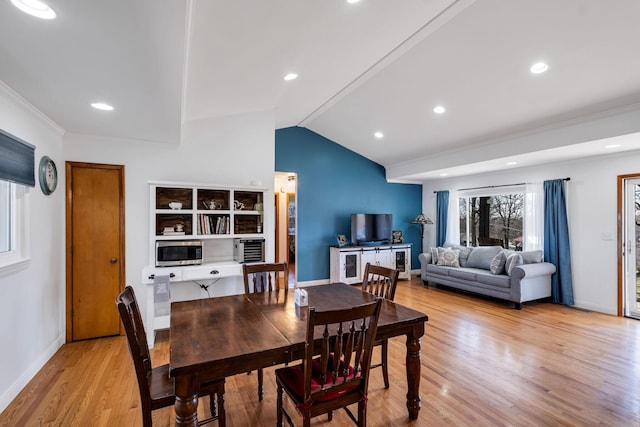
(141, 261, 244, 347)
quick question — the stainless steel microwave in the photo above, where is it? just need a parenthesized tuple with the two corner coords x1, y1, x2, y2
(156, 240, 203, 267)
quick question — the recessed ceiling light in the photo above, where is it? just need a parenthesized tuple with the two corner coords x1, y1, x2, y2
(439, 173, 448, 177)
(374, 131, 384, 139)
(530, 62, 549, 74)
(605, 144, 621, 149)
(91, 102, 114, 111)
(11, 0, 56, 19)
(347, 0, 361, 3)
(506, 161, 518, 166)
(284, 73, 298, 81)
(433, 105, 446, 114)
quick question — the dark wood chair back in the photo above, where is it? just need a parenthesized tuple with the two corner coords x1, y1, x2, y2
(116, 285, 224, 426)
(116, 286, 153, 402)
(242, 262, 288, 294)
(304, 300, 382, 403)
(361, 263, 399, 300)
(276, 299, 382, 426)
(361, 262, 399, 390)
(242, 262, 288, 401)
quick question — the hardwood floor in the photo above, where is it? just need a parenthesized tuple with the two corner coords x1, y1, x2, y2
(2, 276, 640, 426)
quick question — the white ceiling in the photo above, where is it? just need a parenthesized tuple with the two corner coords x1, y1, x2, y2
(2, 0, 640, 182)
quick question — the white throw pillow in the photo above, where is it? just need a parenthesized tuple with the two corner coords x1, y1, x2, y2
(431, 247, 439, 264)
(490, 252, 507, 275)
(437, 247, 460, 267)
(505, 253, 524, 276)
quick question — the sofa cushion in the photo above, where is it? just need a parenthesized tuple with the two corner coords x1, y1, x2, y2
(521, 250, 543, 264)
(501, 249, 516, 258)
(425, 263, 450, 276)
(476, 271, 511, 288)
(465, 246, 501, 270)
(437, 247, 460, 267)
(448, 268, 477, 281)
(490, 252, 507, 274)
(505, 253, 523, 276)
(444, 243, 473, 267)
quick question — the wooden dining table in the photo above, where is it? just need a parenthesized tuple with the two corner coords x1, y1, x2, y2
(169, 282, 429, 426)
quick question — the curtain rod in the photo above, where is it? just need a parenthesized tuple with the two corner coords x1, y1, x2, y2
(433, 177, 570, 193)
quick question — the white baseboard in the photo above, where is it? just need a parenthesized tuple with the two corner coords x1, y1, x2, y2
(571, 299, 617, 316)
(0, 334, 65, 413)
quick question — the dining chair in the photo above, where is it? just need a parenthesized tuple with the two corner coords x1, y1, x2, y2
(242, 262, 288, 401)
(361, 262, 399, 389)
(275, 298, 382, 427)
(116, 285, 225, 426)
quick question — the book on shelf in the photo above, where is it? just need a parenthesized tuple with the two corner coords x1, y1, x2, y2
(163, 230, 185, 236)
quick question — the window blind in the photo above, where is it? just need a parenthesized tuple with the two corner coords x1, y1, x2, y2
(0, 129, 35, 187)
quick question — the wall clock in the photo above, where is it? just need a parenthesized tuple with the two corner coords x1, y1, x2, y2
(38, 155, 58, 195)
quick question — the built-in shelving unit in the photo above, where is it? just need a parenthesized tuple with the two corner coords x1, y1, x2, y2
(144, 181, 268, 347)
(152, 183, 265, 241)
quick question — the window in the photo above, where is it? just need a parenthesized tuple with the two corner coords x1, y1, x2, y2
(0, 181, 29, 269)
(0, 181, 10, 253)
(459, 189, 524, 250)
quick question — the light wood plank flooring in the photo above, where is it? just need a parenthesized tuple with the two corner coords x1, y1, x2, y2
(1, 277, 640, 426)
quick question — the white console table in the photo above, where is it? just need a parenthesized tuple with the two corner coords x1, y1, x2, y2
(141, 261, 244, 347)
(329, 244, 411, 285)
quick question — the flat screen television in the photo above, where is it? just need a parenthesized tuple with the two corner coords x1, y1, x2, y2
(351, 213, 392, 245)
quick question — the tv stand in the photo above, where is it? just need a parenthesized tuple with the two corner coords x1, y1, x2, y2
(358, 240, 391, 246)
(329, 243, 411, 284)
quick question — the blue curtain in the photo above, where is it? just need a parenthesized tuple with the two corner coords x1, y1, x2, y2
(436, 191, 449, 247)
(543, 179, 574, 305)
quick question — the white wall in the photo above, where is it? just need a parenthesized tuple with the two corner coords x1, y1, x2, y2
(64, 111, 276, 325)
(0, 83, 65, 412)
(421, 145, 640, 315)
(0, 92, 276, 413)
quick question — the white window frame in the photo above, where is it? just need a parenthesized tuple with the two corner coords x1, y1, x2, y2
(458, 185, 526, 249)
(0, 182, 30, 272)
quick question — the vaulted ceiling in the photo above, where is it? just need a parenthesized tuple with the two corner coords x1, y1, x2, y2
(2, 0, 640, 182)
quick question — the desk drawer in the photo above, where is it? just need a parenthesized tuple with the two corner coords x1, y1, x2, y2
(181, 263, 242, 280)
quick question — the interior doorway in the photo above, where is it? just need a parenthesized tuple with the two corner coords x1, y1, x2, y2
(620, 175, 640, 319)
(275, 172, 296, 285)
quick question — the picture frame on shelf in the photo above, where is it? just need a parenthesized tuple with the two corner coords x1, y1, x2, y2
(336, 234, 348, 247)
(392, 230, 403, 244)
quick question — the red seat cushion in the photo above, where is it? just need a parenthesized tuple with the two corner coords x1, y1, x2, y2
(277, 357, 360, 402)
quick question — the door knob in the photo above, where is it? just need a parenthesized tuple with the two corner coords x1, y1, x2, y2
(110, 257, 118, 264)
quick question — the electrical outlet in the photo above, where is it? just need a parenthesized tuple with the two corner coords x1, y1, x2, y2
(602, 231, 614, 240)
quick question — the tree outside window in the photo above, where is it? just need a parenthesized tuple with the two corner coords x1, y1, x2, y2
(459, 193, 524, 249)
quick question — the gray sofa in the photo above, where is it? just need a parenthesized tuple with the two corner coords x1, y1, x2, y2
(418, 244, 556, 309)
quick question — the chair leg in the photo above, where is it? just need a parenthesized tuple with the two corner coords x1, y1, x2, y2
(381, 339, 390, 389)
(258, 368, 264, 401)
(358, 399, 367, 427)
(142, 408, 152, 427)
(209, 394, 217, 418)
(217, 391, 226, 427)
(277, 383, 283, 426)
(328, 410, 333, 421)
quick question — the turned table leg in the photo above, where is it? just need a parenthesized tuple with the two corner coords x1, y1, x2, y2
(174, 375, 199, 427)
(405, 323, 424, 419)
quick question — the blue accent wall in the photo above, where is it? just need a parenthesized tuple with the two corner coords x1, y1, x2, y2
(275, 126, 422, 282)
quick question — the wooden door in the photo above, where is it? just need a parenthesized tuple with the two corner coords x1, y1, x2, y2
(66, 162, 125, 341)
